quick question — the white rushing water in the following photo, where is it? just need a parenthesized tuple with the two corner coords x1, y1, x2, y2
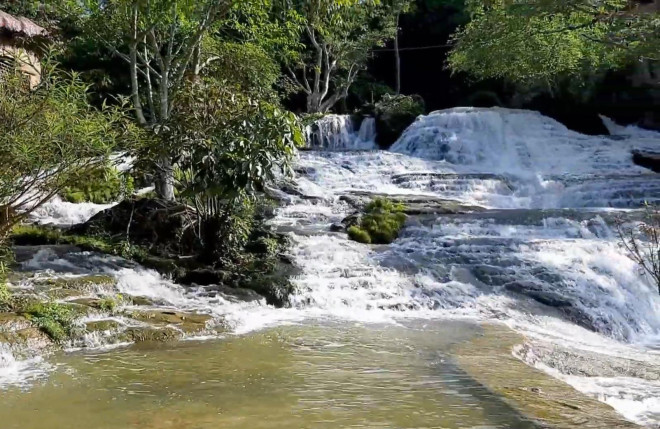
(7, 108, 660, 425)
(304, 114, 377, 150)
(279, 108, 660, 426)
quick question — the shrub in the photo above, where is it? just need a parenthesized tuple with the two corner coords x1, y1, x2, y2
(23, 302, 74, 342)
(0, 65, 140, 237)
(348, 226, 372, 244)
(61, 165, 134, 204)
(374, 94, 425, 148)
(347, 198, 407, 245)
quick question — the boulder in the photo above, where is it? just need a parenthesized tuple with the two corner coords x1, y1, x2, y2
(71, 197, 198, 254)
(632, 150, 660, 173)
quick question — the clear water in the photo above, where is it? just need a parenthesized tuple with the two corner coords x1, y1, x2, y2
(0, 322, 545, 429)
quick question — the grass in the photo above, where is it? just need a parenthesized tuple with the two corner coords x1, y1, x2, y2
(347, 198, 407, 245)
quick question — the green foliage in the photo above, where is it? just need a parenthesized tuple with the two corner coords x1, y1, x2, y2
(62, 165, 134, 204)
(274, 0, 406, 112)
(375, 94, 425, 118)
(202, 41, 280, 99)
(152, 80, 302, 264)
(0, 64, 139, 236)
(23, 302, 74, 342)
(348, 198, 407, 245)
(375, 94, 425, 147)
(448, 0, 660, 85)
(98, 295, 122, 313)
(348, 226, 372, 244)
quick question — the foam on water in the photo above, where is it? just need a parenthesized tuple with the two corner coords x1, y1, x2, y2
(0, 344, 52, 390)
(29, 196, 114, 226)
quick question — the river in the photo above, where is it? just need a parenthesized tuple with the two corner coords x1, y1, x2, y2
(3, 107, 660, 428)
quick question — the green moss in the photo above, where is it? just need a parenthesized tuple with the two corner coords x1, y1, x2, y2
(61, 165, 134, 204)
(11, 225, 148, 261)
(98, 295, 122, 313)
(22, 302, 74, 342)
(348, 226, 372, 244)
(347, 198, 407, 245)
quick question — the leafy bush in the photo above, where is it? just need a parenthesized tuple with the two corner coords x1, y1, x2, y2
(23, 302, 74, 342)
(157, 81, 303, 266)
(62, 165, 134, 204)
(374, 94, 425, 148)
(348, 198, 407, 245)
(0, 64, 140, 237)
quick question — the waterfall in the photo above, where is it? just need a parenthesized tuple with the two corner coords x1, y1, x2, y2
(12, 106, 660, 425)
(276, 107, 660, 425)
(304, 114, 377, 151)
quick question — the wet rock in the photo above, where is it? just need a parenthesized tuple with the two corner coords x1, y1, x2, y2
(124, 309, 212, 334)
(85, 320, 120, 332)
(0, 312, 32, 331)
(504, 281, 572, 308)
(340, 191, 484, 215)
(632, 149, 660, 173)
(202, 285, 264, 303)
(341, 213, 362, 229)
(120, 326, 182, 343)
(34, 275, 117, 300)
(128, 296, 156, 306)
(329, 223, 345, 232)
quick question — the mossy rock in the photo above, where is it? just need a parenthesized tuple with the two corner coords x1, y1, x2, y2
(35, 275, 117, 299)
(85, 320, 121, 333)
(128, 295, 156, 306)
(0, 327, 52, 352)
(119, 326, 183, 343)
(59, 302, 97, 318)
(125, 310, 213, 334)
(346, 197, 407, 245)
(0, 312, 32, 331)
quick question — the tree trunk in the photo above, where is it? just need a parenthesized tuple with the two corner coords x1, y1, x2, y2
(394, 13, 401, 95)
(154, 154, 175, 201)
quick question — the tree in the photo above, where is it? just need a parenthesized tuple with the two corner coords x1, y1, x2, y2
(617, 205, 660, 295)
(276, 0, 400, 113)
(448, 0, 660, 85)
(81, 0, 236, 200)
(147, 80, 303, 263)
(0, 64, 138, 240)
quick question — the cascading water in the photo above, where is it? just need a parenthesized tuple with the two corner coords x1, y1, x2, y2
(304, 114, 377, 151)
(4, 106, 660, 426)
(275, 107, 660, 426)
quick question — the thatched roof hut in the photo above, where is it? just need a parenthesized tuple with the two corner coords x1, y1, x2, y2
(0, 10, 47, 37)
(0, 10, 48, 88)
